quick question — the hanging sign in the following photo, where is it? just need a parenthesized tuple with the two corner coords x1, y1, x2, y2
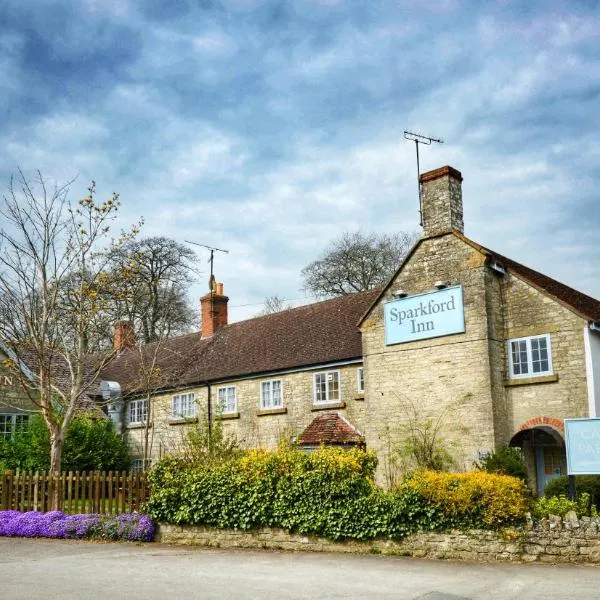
(384, 285, 465, 345)
(565, 418, 600, 475)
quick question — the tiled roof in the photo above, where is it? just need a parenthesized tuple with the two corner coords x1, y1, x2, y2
(299, 413, 364, 446)
(359, 231, 600, 325)
(101, 289, 381, 392)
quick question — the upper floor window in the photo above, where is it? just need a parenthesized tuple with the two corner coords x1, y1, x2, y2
(313, 371, 341, 404)
(129, 399, 148, 425)
(260, 380, 282, 410)
(172, 392, 196, 419)
(508, 334, 553, 378)
(357, 367, 364, 393)
(0, 414, 28, 440)
(217, 386, 237, 414)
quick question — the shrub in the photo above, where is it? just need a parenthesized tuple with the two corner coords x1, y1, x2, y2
(0, 510, 154, 541)
(477, 447, 528, 482)
(533, 493, 594, 520)
(146, 447, 528, 540)
(405, 470, 530, 528)
(544, 476, 600, 509)
(0, 415, 131, 472)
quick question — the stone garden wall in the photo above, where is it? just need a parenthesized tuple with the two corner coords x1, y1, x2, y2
(157, 515, 600, 564)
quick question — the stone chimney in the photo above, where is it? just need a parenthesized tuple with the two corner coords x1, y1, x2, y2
(113, 321, 135, 353)
(200, 282, 229, 337)
(420, 165, 464, 238)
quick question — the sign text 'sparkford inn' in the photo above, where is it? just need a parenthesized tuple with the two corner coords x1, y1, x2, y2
(384, 286, 465, 345)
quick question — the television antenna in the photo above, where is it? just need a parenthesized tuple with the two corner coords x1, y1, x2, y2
(184, 241, 229, 292)
(404, 131, 443, 226)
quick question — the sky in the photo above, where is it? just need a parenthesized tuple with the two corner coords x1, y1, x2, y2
(0, 0, 599, 323)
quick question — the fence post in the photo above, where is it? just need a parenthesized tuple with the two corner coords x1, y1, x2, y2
(1, 471, 11, 510)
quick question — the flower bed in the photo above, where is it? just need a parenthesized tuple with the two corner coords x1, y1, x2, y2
(0, 511, 154, 542)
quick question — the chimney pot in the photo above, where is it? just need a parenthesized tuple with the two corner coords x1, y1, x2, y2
(420, 165, 464, 237)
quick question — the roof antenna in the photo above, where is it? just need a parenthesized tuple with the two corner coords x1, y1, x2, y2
(184, 241, 229, 292)
(404, 131, 443, 226)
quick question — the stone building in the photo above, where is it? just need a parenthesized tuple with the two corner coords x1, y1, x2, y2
(102, 165, 600, 493)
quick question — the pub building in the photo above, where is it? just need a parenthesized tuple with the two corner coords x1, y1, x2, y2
(5, 165, 598, 493)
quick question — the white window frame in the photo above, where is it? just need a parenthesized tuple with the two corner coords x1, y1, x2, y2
(129, 399, 148, 425)
(131, 458, 151, 472)
(0, 414, 29, 440)
(313, 370, 341, 404)
(357, 367, 364, 393)
(171, 392, 196, 419)
(217, 386, 237, 414)
(507, 334, 553, 379)
(260, 379, 283, 410)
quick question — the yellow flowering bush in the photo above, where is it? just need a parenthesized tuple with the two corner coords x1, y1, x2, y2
(405, 470, 530, 527)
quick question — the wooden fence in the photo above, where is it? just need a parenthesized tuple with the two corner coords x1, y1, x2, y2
(0, 471, 147, 514)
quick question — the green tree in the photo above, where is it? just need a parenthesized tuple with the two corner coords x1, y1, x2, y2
(0, 414, 131, 472)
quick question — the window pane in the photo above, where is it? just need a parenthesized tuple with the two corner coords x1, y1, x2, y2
(531, 337, 549, 373)
(511, 340, 528, 375)
(0, 415, 11, 439)
(357, 368, 364, 392)
(261, 381, 271, 409)
(272, 381, 281, 407)
(315, 374, 326, 402)
(328, 372, 340, 401)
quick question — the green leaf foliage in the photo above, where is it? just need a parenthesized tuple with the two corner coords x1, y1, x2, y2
(0, 415, 131, 472)
(146, 447, 527, 541)
(544, 475, 600, 510)
(477, 447, 528, 482)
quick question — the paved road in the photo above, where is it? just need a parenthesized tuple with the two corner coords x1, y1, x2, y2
(2, 538, 600, 599)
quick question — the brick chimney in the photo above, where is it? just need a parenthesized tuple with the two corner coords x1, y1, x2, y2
(113, 321, 135, 353)
(420, 165, 464, 238)
(200, 282, 229, 337)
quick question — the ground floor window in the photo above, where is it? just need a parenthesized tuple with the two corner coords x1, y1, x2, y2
(260, 379, 282, 409)
(129, 399, 148, 425)
(313, 371, 341, 404)
(131, 458, 151, 472)
(217, 386, 237, 414)
(172, 392, 196, 418)
(356, 367, 364, 393)
(0, 414, 29, 440)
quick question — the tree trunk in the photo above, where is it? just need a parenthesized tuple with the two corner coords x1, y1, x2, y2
(50, 432, 64, 510)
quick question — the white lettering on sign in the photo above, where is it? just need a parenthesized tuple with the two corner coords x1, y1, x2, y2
(384, 286, 465, 345)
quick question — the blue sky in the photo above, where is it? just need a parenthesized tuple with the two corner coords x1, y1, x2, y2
(1, 0, 599, 322)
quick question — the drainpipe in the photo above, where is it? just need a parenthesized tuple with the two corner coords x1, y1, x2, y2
(205, 381, 212, 436)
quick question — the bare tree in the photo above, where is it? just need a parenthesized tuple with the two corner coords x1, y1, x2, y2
(258, 295, 292, 316)
(0, 170, 138, 490)
(301, 230, 418, 298)
(107, 237, 197, 344)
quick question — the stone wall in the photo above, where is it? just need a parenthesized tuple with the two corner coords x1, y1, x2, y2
(361, 234, 499, 482)
(157, 517, 600, 564)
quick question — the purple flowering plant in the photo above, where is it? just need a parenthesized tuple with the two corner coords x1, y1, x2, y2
(0, 510, 154, 542)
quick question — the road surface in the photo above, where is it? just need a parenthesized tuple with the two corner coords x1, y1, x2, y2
(1, 538, 600, 599)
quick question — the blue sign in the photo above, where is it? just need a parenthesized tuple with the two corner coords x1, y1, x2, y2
(565, 419, 600, 475)
(384, 286, 465, 345)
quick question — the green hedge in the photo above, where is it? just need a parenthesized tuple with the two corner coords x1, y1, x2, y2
(146, 447, 528, 541)
(544, 476, 600, 509)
